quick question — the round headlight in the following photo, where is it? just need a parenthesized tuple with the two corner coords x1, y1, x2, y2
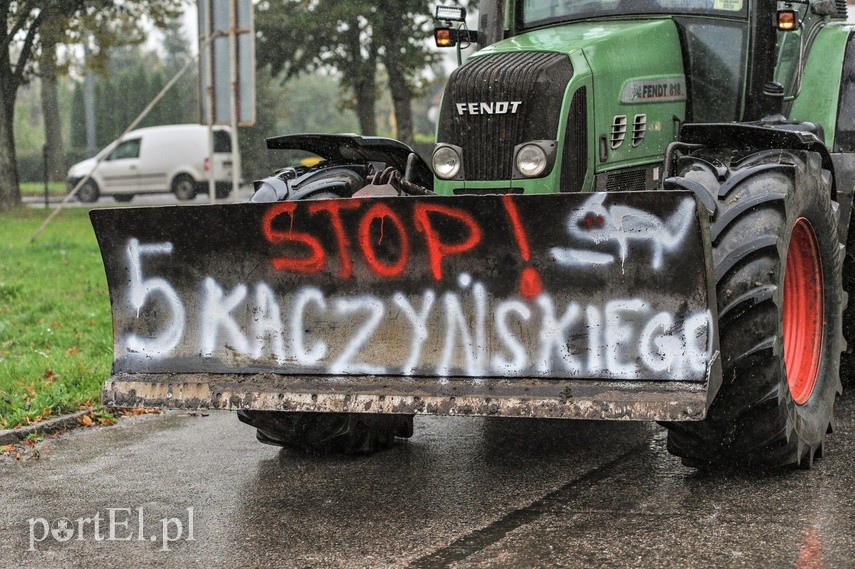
(432, 146, 461, 179)
(515, 144, 547, 178)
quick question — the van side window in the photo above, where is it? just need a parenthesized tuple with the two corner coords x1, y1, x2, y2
(108, 138, 141, 161)
(214, 131, 232, 153)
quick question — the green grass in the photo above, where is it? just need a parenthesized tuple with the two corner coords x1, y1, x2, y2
(0, 208, 112, 429)
(20, 182, 67, 197)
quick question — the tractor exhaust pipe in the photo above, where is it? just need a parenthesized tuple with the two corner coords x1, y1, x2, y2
(760, 81, 786, 121)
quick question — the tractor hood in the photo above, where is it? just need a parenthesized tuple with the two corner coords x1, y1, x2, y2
(474, 18, 687, 103)
(434, 18, 686, 192)
(478, 18, 681, 61)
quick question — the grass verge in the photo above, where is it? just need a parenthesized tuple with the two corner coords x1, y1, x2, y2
(20, 182, 67, 197)
(0, 207, 112, 429)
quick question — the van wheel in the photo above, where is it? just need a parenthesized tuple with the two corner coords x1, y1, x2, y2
(114, 194, 134, 203)
(77, 180, 99, 203)
(172, 175, 197, 200)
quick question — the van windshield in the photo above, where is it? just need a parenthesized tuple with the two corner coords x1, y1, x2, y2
(520, 0, 747, 28)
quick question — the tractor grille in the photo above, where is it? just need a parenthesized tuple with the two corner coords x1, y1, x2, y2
(437, 52, 573, 180)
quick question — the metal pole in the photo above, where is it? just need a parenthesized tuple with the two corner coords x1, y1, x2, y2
(42, 144, 49, 209)
(228, 0, 241, 200)
(83, 40, 97, 158)
(206, 1, 216, 203)
(207, 88, 216, 203)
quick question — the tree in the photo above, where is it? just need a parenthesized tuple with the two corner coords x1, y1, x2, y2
(256, 1, 378, 136)
(255, 0, 438, 142)
(66, 44, 198, 156)
(0, 0, 183, 210)
(375, 0, 438, 146)
(36, 18, 66, 181)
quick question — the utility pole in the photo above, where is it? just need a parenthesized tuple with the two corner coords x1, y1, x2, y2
(83, 39, 97, 158)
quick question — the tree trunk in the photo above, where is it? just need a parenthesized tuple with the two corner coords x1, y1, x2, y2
(344, 18, 377, 136)
(353, 76, 378, 136)
(385, 59, 414, 146)
(40, 42, 66, 182)
(0, 51, 21, 211)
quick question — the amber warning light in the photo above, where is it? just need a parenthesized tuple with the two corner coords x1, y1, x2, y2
(777, 10, 798, 31)
(435, 28, 454, 47)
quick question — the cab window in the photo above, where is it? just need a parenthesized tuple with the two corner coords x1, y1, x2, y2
(679, 20, 745, 122)
(108, 138, 141, 161)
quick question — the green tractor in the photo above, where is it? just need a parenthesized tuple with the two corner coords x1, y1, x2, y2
(93, 0, 855, 468)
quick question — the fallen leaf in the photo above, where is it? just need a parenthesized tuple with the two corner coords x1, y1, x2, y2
(0, 444, 14, 455)
(43, 369, 58, 383)
(78, 415, 94, 427)
(24, 434, 42, 446)
(66, 346, 80, 356)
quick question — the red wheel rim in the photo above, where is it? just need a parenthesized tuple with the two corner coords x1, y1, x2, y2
(783, 217, 824, 405)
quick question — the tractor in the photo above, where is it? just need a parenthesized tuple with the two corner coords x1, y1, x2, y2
(92, 0, 855, 468)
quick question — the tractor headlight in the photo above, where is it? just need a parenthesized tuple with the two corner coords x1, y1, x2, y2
(432, 144, 463, 180)
(513, 141, 556, 179)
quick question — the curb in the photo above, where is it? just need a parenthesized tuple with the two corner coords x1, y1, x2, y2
(0, 409, 114, 446)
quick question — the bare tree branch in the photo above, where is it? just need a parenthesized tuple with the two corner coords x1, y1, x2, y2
(12, 9, 43, 86)
(1, 0, 37, 51)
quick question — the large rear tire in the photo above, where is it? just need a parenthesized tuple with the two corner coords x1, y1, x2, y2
(237, 410, 414, 454)
(663, 149, 843, 468)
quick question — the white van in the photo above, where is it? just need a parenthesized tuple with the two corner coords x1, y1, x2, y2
(66, 124, 235, 202)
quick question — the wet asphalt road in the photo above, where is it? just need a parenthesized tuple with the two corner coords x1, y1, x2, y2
(1, 391, 853, 568)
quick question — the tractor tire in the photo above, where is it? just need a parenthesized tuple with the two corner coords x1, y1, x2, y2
(172, 175, 197, 201)
(236, 410, 414, 454)
(237, 162, 404, 454)
(841, 228, 855, 386)
(662, 149, 843, 468)
(77, 180, 100, 203)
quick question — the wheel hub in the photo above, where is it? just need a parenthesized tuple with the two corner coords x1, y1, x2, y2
(783, 217, 824, 405)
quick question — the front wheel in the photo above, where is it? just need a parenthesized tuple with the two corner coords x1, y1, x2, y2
(663, 149, 843, 468)
(77, 180, 99, 203)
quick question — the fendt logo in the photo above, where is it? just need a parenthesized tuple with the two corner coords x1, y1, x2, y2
(455, 101, 522, 115)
